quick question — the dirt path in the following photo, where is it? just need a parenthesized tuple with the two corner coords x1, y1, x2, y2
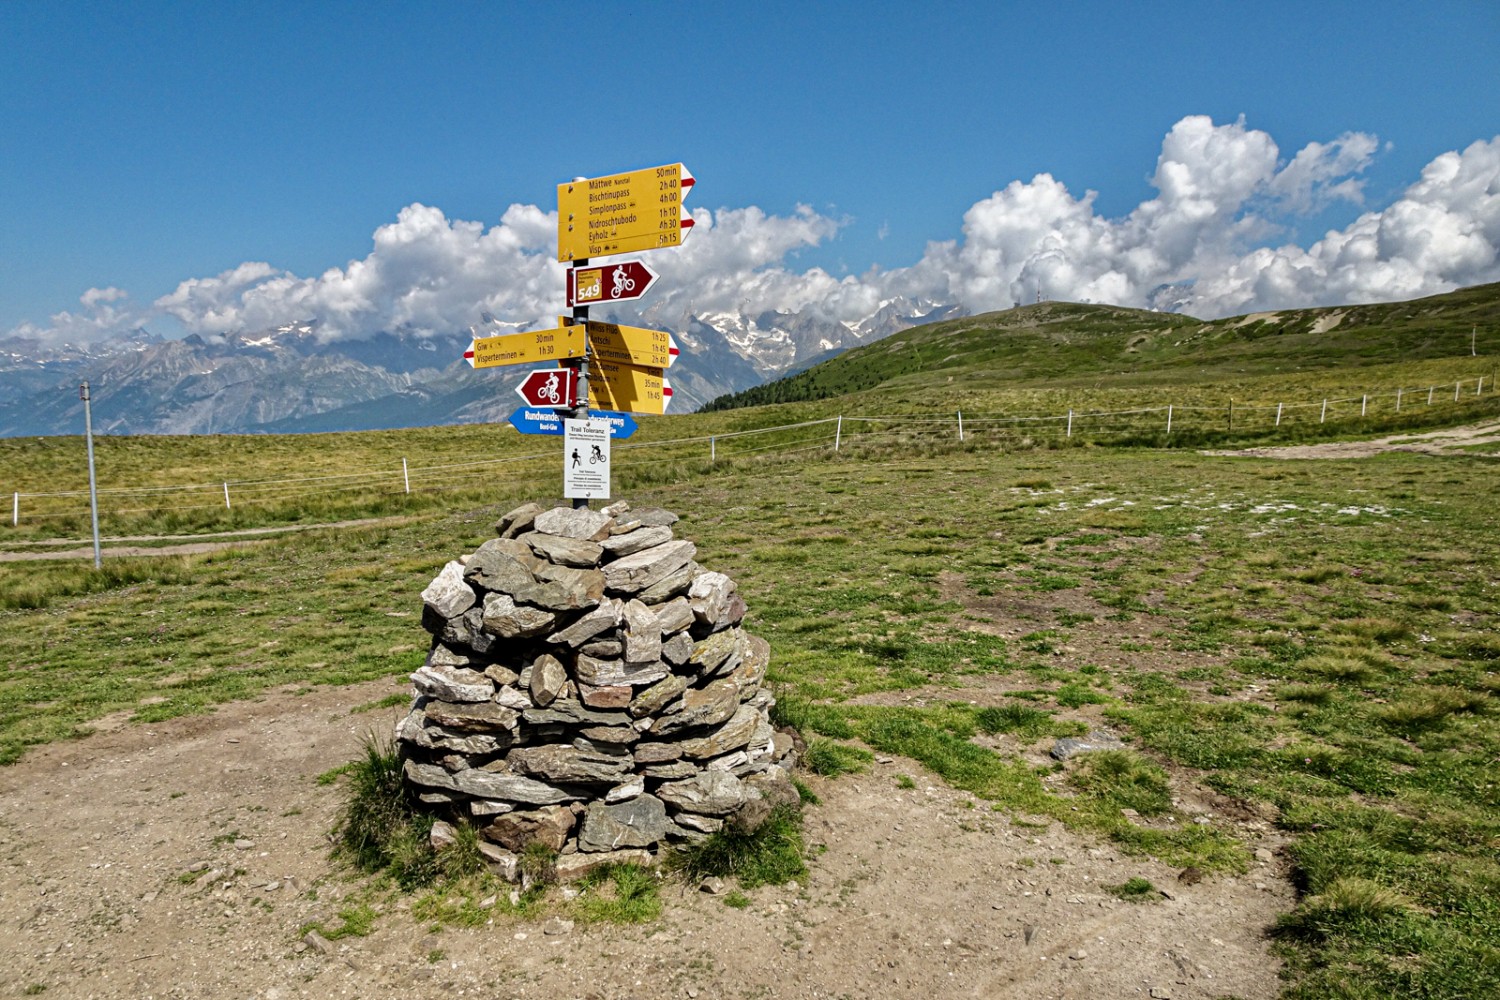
(0, 677, 1291, 999)
(1204, 417, 1500, 460)
(0, 516, 422, 562)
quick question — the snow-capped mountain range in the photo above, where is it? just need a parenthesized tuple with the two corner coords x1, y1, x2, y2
(0, 298, 959, 437)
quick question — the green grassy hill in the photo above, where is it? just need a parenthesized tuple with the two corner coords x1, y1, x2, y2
(703, 282, 1500, 411)
(1, 284, 1499, 998)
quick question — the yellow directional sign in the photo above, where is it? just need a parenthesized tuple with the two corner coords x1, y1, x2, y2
(465, 325, 585, 369)
(587, 358, 673, 415)
(585, 322, 679, 369)
(558, 162, 694, 262)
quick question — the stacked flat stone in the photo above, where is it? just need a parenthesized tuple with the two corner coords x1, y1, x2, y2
(399, 500, 799, 880)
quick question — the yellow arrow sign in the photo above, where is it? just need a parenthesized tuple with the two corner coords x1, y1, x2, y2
(585, 322, 679, 369)
(587, 359, 673, 415)
(557, 162, 694, 262)
(465, 325, 585, 369)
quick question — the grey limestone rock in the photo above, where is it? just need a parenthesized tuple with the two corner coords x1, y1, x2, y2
(602, 540, 697, 595)
(483, 804, 576, 852)
(655, 769, 745, 816)
(422, 560, 477, 620)
(529, 653, 568, 707)
(464, 539, 538, 595)
(404, 759, 578, 804)
(600, 524, 673, 557)
(577, 794, 669, 852)
(649, 678, 739, 736)
(495, 502, 545, 539)
(546, 598, 623, 647)
(575, 652, 668, 688)
(480, 593, 557, 639)
(533, 506, 614, 541)
(629, 673, 688, 719)
(520, 531, 604, 569)
(506, 744, 632, 785)
(410, 663, 494, 703)
(422, 699, 519, 733)
(621, 599, 663, 665)
(678, 704, 760, 759)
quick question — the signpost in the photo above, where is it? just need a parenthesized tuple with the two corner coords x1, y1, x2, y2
(514, 368, 577, 408)
(587, 358, 672, 414)
(584, 322, 678, 368)
(468, 161, 696, 505)
(566, 260, 658, 307)
(557, 163, 695, 262)
(563, 417, 611, 500)
(465, 324, 585, 368)
(509, 407, 638, 439)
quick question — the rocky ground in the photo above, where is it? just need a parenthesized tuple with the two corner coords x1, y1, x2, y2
(0, 675, 1293, 1000)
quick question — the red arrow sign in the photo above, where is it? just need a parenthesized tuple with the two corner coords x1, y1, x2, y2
(566, 260, 660, 308)
(515, 368, 577, 408)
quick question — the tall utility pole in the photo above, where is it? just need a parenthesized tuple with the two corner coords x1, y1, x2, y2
(79, 382, 102, 569)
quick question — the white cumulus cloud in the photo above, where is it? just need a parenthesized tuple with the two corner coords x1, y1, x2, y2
(8, 116, 1500, 348)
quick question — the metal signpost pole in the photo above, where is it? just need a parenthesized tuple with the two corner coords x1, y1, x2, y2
(570, 257, 590, 509)
(79, 382, 102, 569)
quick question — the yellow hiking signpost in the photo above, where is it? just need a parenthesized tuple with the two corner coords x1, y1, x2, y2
(584, 321, 679, 369)
(557, 162, 695, 262)
(464, 325, 586, 369)
(587, 358, 672, 414)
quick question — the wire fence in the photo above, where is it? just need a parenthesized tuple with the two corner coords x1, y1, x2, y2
(6, 374, 1497, 532)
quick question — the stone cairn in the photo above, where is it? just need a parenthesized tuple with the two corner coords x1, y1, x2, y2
(397, 500, 800, 881)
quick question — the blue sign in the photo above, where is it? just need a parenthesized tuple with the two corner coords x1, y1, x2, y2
(508, 408, 638, 439)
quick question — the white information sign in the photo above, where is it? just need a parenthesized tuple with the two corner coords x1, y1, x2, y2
(563, 417, 611, 500)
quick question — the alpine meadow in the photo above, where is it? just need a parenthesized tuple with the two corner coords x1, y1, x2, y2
(1, 284, 1498, 1000)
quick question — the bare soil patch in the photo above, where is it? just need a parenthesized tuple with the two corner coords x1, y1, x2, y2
(0, 675, 1291, 999)
(1204, 417, 1500, 460)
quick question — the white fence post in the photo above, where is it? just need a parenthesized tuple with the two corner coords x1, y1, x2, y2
(835, 416, 842, 452)
(1477, 377, 1484, 395)
(1066, 409, 1073, 437)
(1166, 405, 1173, 434)
(1455, 381, 1462, 402)
(1361, 394, 1367, 417)
(957, 410, 964, 442)
(1396, 388, 1402, 412)
(223, 482, 231, 510)
(11, 492, 16, 526)
(402, 458, 410, 494)
(1275, 402, 1283, 426)
(1428, 386, 1435, 405)
(1320, 399, 1328, 423)
(710, 437, 716, 462)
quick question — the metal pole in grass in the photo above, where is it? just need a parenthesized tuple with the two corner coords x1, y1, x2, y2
(402, 458, 410, 494)
(1454, 381, 1461, 402)
(1361, 394, 1367, 417)
(835, 416, 842, 452)
(1066, 409, 1073, 437)
(1166, 405, 1173, 434)
(12, 492, 17, 527)
(957, 410, 964, 442)
(1320, 399, 1327, 423)
(79, 382, 101, 569)
(1396, 388, 1402, 412)
(223, 482, 231, 510)
(1276, 402, 1283, 426)
(1428, 386, 1434, 405)
(710, 437, 716, 462)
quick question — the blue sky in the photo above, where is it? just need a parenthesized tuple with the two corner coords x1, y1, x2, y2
(2, 0, 1497, 343)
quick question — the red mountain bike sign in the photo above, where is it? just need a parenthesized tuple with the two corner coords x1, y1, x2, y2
(515, 368, 577, 408)
(566, 260, 659, 308)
